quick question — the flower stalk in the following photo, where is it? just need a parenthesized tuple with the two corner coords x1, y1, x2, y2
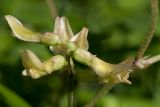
(135, 0, 158, 60)
(84, 84, 114, 107)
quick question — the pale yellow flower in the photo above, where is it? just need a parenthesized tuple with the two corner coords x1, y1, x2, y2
(21, 49, 66, 78)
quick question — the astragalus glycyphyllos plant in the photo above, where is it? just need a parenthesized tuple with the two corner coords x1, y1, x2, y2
(4, 0, 159, 106)
(5, 15, 133, 84)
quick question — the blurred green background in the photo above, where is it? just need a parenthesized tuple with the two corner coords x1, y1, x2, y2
(0, 0, 160, 107)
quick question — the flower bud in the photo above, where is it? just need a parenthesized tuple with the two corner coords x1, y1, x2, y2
(73, 48, 132, 84)
(54, 17, 74, 43)
(40, 32, 61, 46)
(73, 48, 91, 65)
(70, 27, 89, 50)
(21, 50, 66, 78)
(5, 15, 41, 42)
(73, 48, 113, 77)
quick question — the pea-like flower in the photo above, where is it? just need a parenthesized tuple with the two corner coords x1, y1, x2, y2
(5, 15, 133, 84)
(6, 15, 154, 85)
(5, 15, 89, 53)
(5, 15, 88, 78)
(5, 15, 41, 42)
(21, 49, 66, 78)
(72, 48, 133, 84)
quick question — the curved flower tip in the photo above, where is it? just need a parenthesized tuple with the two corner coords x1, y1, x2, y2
(21, 49, 46, 78)
(22, 69, 46, 79)
(5, 15, 41, 42)
(21, 49, 66, 78)
(70, 27, 89, 50)
(54, 16, 74, 43)
(21, 49, 45, 70)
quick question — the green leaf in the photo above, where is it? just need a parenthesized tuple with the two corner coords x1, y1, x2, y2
(0, 83, 31, 107)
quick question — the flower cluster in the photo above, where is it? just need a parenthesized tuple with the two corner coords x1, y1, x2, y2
(6, 15, 158, 85)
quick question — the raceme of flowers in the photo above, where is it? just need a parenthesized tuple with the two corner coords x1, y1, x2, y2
(6, 15, 156, 85)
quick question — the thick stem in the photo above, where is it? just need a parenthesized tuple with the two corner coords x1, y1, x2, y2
(136, 0, 158, 60)
(84, 84, 114, 107)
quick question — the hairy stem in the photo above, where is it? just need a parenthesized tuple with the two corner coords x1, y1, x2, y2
(136, 0, 158, 60)
(67, 57, 77, 107)
(68, 73, 77, 107)
(84, 84, 114, 107)
(46, 0, 58, 19)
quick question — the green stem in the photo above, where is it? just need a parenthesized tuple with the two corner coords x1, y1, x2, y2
(136, 0, 158, 60)
(67, 57, 77, 107)
(68, 73, 77, 107)
(84, 84, 114, 107)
